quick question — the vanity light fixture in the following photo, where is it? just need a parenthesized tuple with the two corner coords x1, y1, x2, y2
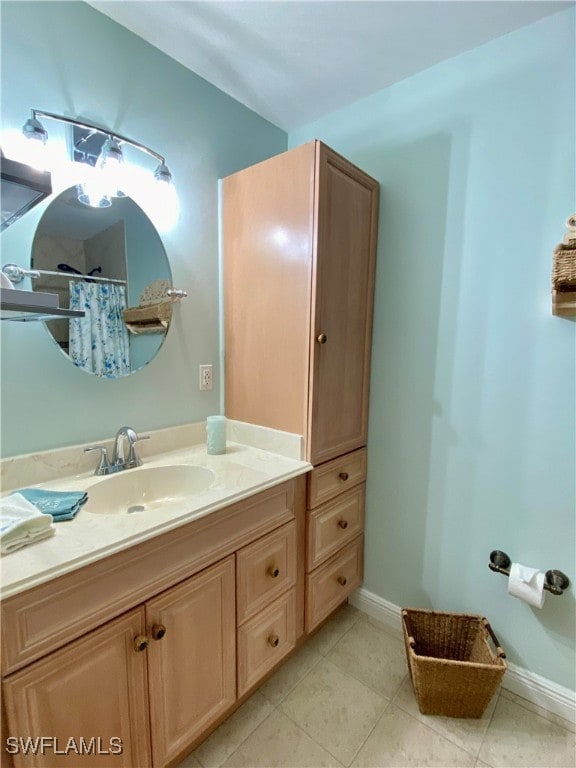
(21, 110, 174, 208)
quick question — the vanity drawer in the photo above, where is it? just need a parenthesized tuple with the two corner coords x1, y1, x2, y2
(237, 521, 296, 624)
(305, 535, 363, 633)
(237, 589, 296, 696)
(307, 485, 365, 571)
(307, 448, 367, 509)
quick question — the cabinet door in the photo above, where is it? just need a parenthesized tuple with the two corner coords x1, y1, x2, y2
(2, 609, 151, 768)
(223, 142, 315, 438)
(309, 144, 379, 465)
(146, 556, 236, 767)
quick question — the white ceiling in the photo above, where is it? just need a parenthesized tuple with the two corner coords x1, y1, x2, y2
(87, 1, 572, 131)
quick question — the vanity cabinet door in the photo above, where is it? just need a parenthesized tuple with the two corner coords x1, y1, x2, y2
(145, 556, 236, 767)
(308, 145, 379, 466)
(2, 609, 151, 768)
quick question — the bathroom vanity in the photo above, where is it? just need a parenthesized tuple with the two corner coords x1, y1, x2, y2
(0, 429, 365, 768)
(1, 141, 377, 767)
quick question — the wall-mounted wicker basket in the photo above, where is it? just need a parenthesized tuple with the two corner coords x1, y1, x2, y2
(552, 215, 576, 317)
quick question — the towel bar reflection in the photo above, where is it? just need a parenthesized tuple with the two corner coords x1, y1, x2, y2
(2, 263, 126, 286)
(2, 265, 188, 300)
(489, 550, 570, 596)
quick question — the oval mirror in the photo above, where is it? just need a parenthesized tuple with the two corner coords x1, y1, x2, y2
(31, 187, 172, 379)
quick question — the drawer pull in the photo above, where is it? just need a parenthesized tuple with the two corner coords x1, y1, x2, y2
(339, 471, 349, 481)
(151, 624, 166, 641)
(317, 333, 328, 344)
(267, 566, 280, 578)
(134, 635, 149, 652)
(337, 576, 347, 586)
(338, 519, 349, 529)
(268, 634, 280, 648)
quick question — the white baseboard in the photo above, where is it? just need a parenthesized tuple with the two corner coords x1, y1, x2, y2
(350, 587, 576, 726)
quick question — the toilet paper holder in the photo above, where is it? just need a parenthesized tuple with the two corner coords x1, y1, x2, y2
(489, 551, 570, 596)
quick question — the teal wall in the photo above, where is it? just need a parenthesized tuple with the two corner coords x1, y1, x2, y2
(0, 1, 287, 456)
(291, 9, 575, 688)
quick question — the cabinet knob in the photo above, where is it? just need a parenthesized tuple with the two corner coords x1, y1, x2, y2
(134, 635, 149, 652)
(267, 566, 280, 578)
(338, 519, 348, 530)
(151, 624, 167, 641)
(268, 634, 280, 648)
(337, 576, 347, 586)
(339, 471, 349, 481)
(316, 333, 328, 344)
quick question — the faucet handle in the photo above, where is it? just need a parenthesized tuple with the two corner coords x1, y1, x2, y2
(126, 434, 150, 468)
(84, 445, 112, 476)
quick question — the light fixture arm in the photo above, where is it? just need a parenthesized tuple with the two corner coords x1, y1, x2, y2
(29, 109, 166, 165)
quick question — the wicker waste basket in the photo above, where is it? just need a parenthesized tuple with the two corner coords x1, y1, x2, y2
(402, 608, 507, 719)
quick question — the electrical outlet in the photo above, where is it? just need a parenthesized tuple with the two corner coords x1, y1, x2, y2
(199, 364, 213, 391)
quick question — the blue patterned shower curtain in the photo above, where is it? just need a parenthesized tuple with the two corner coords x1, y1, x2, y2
(69, 282, 130, 378)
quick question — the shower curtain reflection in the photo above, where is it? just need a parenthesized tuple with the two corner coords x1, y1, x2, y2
(69, 281, 130, 378)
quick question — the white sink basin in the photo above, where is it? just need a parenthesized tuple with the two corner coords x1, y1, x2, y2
(84, 465, 215, 515)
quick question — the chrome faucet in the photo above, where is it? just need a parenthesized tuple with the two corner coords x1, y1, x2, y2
(85, 426, 150, 475)
(112, 426, 146, 470)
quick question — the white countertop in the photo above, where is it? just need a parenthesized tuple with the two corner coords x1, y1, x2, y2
(0, 441, 311, 599)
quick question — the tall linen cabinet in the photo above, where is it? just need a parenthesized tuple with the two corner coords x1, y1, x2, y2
(223, 140, 379, 630)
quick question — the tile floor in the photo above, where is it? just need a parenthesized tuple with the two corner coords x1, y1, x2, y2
(177, 605, 575, 768)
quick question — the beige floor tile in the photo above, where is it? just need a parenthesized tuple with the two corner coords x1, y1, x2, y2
(475, 761, 494, 767)
(499, 688, 576, 734)
(259, 644, 323, 705)
(351, 704, 476, 767)
(280, 658, 388, 766)
(193, 691, 273, 768)
(176, 752, 202, 768)
(327, 617, 408, 698)
(478, 697, 576, 767)
(393, 675, 498, 756)
(306, 603, 362, 656)
(365, 613, 404, 640)
(221, 709, 342, 767)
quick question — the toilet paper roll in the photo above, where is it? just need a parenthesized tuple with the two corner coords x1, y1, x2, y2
(507, 562, 546, 608)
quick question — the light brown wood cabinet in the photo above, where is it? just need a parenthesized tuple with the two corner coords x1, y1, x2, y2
(223, 142, 377, 632)
(3, 558, 235, 768)
(145, 558, 236, 766)
(2, 610, 151, 768)
(236, 522, 298, 695)
(223, 140, 379, 466)
(305, 448, 367, 631)
(1, 478, 306, 768)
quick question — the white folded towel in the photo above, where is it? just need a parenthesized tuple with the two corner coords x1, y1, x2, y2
(0, 493, 55, 555)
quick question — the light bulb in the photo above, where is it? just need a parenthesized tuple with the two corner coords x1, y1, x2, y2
(77, 166, 112, 208)
(154, 162, 173, 187)
(96, 137, 126, 197)
(21, 116, 50, 170)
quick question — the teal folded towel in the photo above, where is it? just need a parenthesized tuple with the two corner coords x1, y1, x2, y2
(18, 489, 88, 522)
